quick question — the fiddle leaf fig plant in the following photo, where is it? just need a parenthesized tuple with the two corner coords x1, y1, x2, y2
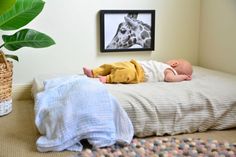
(0, 0, 55, 61)
(0, 0, 16, 16)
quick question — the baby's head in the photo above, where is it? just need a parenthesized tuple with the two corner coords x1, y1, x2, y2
(166, 59, 193, 76)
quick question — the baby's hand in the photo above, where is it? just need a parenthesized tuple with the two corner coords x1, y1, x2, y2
(184, 75, 192, 81)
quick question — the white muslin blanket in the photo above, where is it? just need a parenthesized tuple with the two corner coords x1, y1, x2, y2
(34, 75, 134, 152)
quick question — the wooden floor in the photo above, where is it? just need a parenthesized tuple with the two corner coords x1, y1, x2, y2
(0, 100, 236, 157)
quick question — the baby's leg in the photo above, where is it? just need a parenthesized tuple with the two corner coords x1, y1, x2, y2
(92, 64, 113, 77)
(83, 67, 93, 77)
(98, 76, 107, 83)
(107, 68, 136, 83)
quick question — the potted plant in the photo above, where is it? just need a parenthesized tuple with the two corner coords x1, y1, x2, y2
(0, 0, 55, 116)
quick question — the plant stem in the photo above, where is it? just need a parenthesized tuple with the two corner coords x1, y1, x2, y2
(0, 43, 4, 49)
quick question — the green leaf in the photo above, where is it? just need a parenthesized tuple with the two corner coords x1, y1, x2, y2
(0, 0, 45, 30)
(0, 0, 16, 16)
(2, 28, 55, 51)
(5, 54, 19, 61)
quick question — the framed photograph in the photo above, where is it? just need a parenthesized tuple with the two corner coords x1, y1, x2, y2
(100, 10, 155, 52)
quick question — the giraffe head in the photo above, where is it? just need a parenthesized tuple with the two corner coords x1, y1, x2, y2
(106, 15, 152, 49)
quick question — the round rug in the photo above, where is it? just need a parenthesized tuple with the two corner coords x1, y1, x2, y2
(77, 137, 236, 157)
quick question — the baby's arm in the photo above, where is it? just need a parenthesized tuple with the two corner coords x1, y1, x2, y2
(164, 69, 192, 82)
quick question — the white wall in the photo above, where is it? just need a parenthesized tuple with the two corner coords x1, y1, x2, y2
(199, 0, 236, 74)
(1, 0, 200, 84)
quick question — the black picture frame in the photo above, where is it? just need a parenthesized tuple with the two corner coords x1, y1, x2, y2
(100, 10, 155, 52)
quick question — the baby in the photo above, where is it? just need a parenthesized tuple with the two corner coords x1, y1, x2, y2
(83, 59, 192, 84)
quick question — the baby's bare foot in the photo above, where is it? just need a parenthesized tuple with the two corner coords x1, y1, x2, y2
(83, 67, 93, 77)
(98, 76, 106, 83)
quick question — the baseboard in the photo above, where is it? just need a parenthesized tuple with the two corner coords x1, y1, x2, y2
(12, 84, 32, 100)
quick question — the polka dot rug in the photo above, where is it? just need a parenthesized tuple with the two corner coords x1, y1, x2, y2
(76, 137, 236, 157)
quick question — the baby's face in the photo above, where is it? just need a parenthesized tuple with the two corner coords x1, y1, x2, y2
(167, 59, 192, 76)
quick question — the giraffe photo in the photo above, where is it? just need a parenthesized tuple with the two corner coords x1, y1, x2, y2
(100, 10, 155, 52)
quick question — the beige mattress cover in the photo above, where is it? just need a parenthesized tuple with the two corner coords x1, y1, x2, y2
(32, 66, 236, 137)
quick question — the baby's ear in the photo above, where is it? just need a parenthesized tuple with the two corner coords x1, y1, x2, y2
(170, 61, 178, 67)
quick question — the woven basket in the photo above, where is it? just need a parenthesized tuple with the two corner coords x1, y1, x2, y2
(0, 51, 13, 116)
